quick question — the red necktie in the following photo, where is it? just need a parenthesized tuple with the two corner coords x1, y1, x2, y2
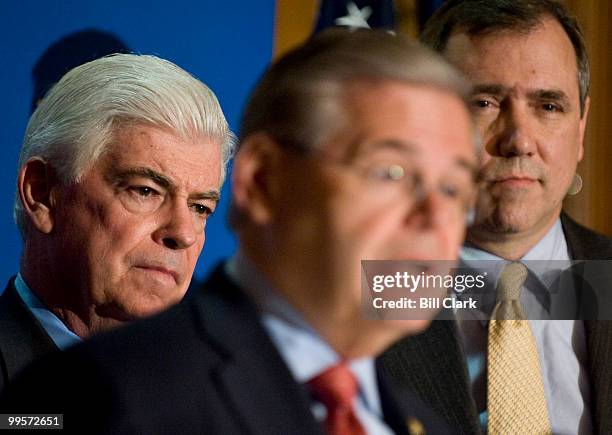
(307, 363, 367, 435)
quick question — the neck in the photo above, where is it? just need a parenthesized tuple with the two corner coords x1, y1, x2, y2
(51, 308, 124, 338)
(240, 245, 400, 359)
(305, 310, 404, 359)
(467, 214, 559, 260)
(20, 243, 107, 339)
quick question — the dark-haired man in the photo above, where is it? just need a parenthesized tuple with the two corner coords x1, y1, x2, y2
(383, 1, 612, 434)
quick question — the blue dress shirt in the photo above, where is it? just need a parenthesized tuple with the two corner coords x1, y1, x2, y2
(226, 252, 393, 435)
(460, 219, 591, 434)
(14, 274, 81, 350)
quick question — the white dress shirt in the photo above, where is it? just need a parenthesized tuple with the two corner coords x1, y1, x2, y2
(459, 219, 592, 434)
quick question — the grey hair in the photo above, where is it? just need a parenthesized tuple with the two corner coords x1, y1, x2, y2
(420, 0, 590, 116)
(15, 53, 235, 236)
(239, 28, 472, 154)
(230, 28, 477, 230)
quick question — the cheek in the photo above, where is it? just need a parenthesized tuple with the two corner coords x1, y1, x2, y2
(327, 192, 378, 243)
(450, 219, 467, 249)
(475, 115, 497, 147)
(542, 140, 580, 180)
(432, 217, 465, 259)
(187, 237, 206, 265)
(479, 151, 494, 167)
(103, 220, 158, 266)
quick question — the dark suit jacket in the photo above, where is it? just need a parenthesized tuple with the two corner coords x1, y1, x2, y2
(1, 266, 452, 435)
(380, 213, 612, 434)
(0, 278, 57, 394)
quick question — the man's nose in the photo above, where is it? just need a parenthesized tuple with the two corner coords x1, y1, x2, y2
(154, 201, 199, 250)
(494, 105, 537, 158)
(407, 188, 454, 231)
(400, 188, 460, 260)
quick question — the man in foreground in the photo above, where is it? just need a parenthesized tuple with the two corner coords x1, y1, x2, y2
(2, 30, 477, 434)
(382, 1, 612, 433)
(0, 53, 233, 392)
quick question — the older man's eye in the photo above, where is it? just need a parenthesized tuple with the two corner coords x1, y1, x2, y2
(441, 182, 474, 210)
(130, 186, 157, 198)
(191, 203, 213, 217)
(441, 182, 472, 202)
(440, 184, 459, 198)
(367, 164, 405, 181)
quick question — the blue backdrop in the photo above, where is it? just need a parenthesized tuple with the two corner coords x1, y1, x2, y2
(0, 1, 275, 285)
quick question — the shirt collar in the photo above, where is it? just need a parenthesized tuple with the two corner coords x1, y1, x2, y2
(225, 251, 383, 416)
(458, 218, 572, 324)
(461, 218, 570, 262)
(14, 273, 81, 350)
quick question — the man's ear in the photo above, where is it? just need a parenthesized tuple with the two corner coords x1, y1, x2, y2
(18, 158, 59, 234)
(232, 133, 284, 226)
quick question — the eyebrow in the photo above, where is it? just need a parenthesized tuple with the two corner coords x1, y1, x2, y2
(112, 167, 221, 203)
(355, 140, 478, 179)
(527, 89, 571, 107)
(471, 84, 507, 96)
(347, 139, 417, 160)
(472, 85, 572, 108)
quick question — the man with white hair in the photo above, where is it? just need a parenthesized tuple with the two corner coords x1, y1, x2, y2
(2, 29, 477, 434)
(0, 53, 233, 392)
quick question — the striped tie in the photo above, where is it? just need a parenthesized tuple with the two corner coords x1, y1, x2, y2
(308, 363, 366, 435)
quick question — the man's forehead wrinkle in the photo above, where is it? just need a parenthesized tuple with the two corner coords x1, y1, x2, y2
(355, 139, 418, 155)
(471, 84, 507, 96)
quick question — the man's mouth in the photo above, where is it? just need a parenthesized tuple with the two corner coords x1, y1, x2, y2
(492, 176, 538, 188)
(133, 265, 179, 284)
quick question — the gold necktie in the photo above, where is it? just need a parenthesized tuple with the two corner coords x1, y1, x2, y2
(487, 262, 552, 435)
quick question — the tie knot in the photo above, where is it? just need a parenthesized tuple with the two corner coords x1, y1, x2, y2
(496, 261, 528, 302)
(308, 363, 358, 410)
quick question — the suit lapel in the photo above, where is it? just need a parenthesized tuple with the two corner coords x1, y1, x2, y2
(377, 364, 410, 435)
(562, 212, 612, 434)
(584, 320, 612, 434)
(193, 267, 323, 435)
(380, 317, 480, 434)
(0, 279, 58, 387)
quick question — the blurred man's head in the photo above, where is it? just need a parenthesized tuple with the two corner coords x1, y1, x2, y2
(232, 29, 477, 357)
(422, 0, 589, 258)
(17, 54, 234, 336)
(31, 28, 131, 113)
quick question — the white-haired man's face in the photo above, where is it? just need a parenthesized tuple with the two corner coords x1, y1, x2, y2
(22, 124, 222, 331)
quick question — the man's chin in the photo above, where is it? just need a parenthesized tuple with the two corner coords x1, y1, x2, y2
(473, 203, 545, 236)
(98, 289, 184, 322)
(115, 298, 177, 320)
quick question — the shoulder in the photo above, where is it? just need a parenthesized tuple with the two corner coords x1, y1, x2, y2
(561, 213, 612, 260)
(0, 265, 254, 407)
(377, 360, 455, 434)
(0, 278, 57, 389)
